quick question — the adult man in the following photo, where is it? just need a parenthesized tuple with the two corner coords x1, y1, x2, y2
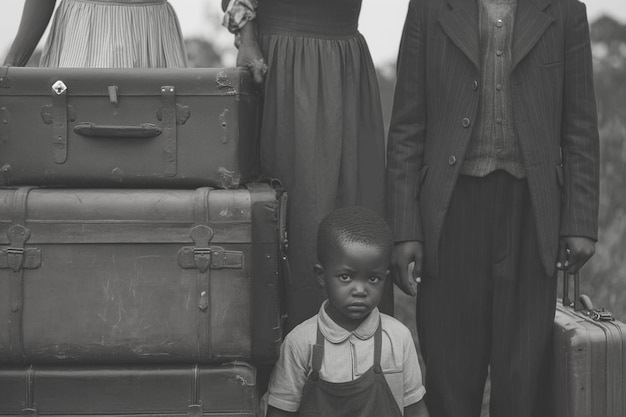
(386, 0, 599, 416)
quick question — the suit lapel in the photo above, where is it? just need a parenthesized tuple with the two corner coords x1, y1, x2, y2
(512, 0, 554, 69)
(439, 0, 480, 70)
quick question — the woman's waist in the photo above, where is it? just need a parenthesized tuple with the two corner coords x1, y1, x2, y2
(64, 0, 168, 5)
(257, 1, 361, 37)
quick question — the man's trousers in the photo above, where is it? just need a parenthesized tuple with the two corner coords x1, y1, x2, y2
(417, 171, 557, 417)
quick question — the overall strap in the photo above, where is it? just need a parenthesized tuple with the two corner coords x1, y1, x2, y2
(312, 319, 384, 374)
(373, 319, 383, 372)
(311, 326, 325, 375)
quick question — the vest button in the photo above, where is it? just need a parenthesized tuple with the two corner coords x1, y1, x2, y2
(448, 156, 457, 166)
(496, 19, 503, 28)
(462, 118, 471, 128)
(472, 80, 479, 90)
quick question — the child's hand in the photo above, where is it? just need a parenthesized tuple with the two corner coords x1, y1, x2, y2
(391, 241, 424, 296)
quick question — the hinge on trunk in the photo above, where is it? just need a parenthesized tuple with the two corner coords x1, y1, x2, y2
(187, 403, 203, 417)
(21, 407, 37, 417)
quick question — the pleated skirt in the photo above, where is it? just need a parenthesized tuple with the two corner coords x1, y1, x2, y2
(40, 0, 187, 68)
(257, 18, 388, 329)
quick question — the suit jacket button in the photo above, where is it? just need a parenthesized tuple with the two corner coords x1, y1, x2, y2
(462, 118, 471, 128)
(472, 80, 479, 90)
(448, 156, 457, 166)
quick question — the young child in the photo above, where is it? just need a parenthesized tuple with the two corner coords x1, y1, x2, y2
(265, 207, 429, 417)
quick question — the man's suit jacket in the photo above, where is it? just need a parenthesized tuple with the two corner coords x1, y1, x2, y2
(386, 0, 599, 278)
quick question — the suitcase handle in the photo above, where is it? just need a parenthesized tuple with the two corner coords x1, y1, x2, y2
(562, 271, 583, 311)
(562, 272, 616, 321)
(73, 122, 162, 138)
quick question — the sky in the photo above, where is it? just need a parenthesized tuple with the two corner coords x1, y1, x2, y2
(1, 0, 625, 66)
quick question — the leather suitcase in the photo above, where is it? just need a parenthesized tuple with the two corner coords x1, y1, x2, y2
(550, 272, 626, 417)
(0, 362, 258, 416)
(0, 184, 287, 365)
(0, 66, 260, 189)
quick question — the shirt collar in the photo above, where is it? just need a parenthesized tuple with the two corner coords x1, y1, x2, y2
(317, 300, 381, 344)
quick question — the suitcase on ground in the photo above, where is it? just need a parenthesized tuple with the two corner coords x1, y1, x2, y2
(0, 66, 260, 188)
(0, 362, 258, 416)
(550, 272, 626, 417)
(0, 184, 287, 365)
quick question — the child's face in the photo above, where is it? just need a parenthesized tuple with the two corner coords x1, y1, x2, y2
(315, 241, 389, 332)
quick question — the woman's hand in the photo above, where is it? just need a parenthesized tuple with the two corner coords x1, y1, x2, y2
(237, 41, 267, 84)
(237, 21, 267, 84)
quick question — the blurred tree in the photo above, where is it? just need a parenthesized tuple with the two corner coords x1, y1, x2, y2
(582, 16, 626, 322)
(185, 38, 223, 68)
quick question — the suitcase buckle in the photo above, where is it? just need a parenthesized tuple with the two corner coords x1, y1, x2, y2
(193, 248, 212, 273)
(6, 247, 25, 272)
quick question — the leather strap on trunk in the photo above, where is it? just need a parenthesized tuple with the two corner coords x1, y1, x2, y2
(51, 81, 68, 164)
(22, 365, 37, 416)
(193, 187, 212, 363)
(187, 364, 203, 417)
(0, 106, 9, 150)
(4, 187, 35, 363)
(161, 86, 177, 177)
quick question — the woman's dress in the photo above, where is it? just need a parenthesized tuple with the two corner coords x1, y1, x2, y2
(40, 0, 187, 68)
(256, 0, 389, 330)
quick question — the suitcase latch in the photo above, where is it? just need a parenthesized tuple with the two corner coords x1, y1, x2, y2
(0, 225, 41, 272)
(178, 246, 245, 272)
(584, 309, 615, 322)
(177, 225, 244, 272)
(51, 80, 67, 95)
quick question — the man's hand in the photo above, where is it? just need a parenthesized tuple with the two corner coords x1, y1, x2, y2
(556, 236, 595, 274)
(391, 241, 424, 296)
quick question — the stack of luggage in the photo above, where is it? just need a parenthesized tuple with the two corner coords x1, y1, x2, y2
(0, 66, 287, 416)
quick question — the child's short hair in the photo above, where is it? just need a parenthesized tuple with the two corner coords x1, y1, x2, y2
(316, 206, 393, 265)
